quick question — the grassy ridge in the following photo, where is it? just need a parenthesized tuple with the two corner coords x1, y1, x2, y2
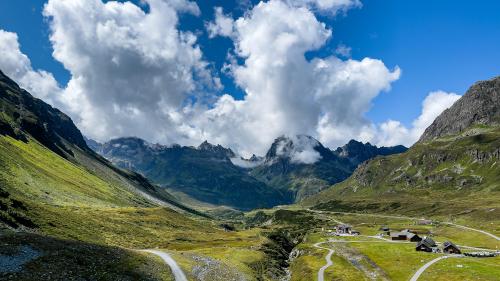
(0, 136, 155, 208)
(302, 127, 500, 229)
(0, 232, 174, 281)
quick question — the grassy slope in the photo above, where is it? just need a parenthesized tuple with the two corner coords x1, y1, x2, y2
(302, 126, 500, 230)
(0, 136, 279, 281)
(0, 136, 155, 209)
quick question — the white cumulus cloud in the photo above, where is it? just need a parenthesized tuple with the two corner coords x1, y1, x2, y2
(376, 91, 461, 146)
(202, 0, 400, 156)
(42, 0, 215, 144)
(206, 7, 235, 38)
(0, 30, 62, 105)
(2, 0, 450, 160)
(287, 0, 362, 14)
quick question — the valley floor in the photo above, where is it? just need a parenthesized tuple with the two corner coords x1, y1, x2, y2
(1, 206, 500, 281)
(289, 210, 500, 281)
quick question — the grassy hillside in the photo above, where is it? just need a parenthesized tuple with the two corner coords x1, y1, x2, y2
(302, 126, 500, 228)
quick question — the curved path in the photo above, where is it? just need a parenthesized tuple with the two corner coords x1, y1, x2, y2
(313, 242, 335, 281)
(410, 255, 463, 281)
(141, 250, 188, 281)
(443, 222, 500, 241)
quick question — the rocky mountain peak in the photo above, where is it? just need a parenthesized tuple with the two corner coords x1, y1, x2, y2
(419, 76, 500, 142)
(334, 139, 407, 166)
(197, 140, 236, 158)
(265, 135, 323, 163)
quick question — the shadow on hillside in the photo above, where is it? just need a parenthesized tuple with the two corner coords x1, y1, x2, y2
(0, 232, 171, 281)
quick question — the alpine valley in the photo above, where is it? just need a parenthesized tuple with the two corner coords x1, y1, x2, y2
(88, 134, 406, 209)
(1, 69, 499, 281)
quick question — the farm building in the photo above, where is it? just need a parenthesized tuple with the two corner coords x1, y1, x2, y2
(389, 230, 421, 241)
(335, 224, 360, 235)
(442, 241, 461, 254)
(416, 237, 437, 252)
(350, 230, 360, 235)
(336, 224, 351, 234)
(405, 232, 422, 242)
(390, 232, 408, 240)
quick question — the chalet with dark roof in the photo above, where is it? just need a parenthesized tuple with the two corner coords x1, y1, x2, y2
(405, 232, 422, 242)
(442, 241, 461, 254)
(390, 232, 407, 240)
(416, 237, 437, 252)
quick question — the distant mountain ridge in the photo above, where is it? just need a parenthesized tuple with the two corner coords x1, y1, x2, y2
(89, 134, 407, 209)
(250, 135, 407, 200)
(90, 137, 290, 210)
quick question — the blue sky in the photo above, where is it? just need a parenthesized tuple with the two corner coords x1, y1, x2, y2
(0, 0, 499, 155)
(2, 0, 499, 126)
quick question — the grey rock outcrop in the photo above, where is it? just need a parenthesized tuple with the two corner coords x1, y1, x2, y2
(419, 76, 500, 142)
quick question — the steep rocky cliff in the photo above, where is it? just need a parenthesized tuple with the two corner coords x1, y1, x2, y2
(420, 76, 500, 142)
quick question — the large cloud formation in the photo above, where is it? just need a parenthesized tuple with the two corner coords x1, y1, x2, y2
(43, 0, 216, 144)
(0, 0, 459, 161)
(198, 0, 400, 155)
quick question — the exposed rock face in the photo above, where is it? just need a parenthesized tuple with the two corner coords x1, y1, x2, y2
(419, 76, 500, 142)
(304, 76, 500, 216)
(0, 70, 89, 157)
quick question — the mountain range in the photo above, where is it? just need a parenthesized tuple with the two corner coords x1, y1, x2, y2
(88, 133, 407, 209)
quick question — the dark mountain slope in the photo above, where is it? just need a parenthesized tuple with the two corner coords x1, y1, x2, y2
(251, 135, 407, 200)
(0, 70, 198, 231)
(95, 134, 407, 208)
(303, 76, 500, 221)
(0, 71, 86, 157)
(95, 137, 291, 210)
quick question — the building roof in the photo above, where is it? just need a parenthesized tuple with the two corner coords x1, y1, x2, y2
(406, 233, 419, 239)
(416, 237, 436, 248)
(390, 232, 407, 237)
(443, 241, 459, 249)
(337, 224, 351, 229)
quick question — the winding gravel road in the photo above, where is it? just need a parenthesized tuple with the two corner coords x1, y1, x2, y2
(141, 250, 187, 281)
(313, 242, 334, 281)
